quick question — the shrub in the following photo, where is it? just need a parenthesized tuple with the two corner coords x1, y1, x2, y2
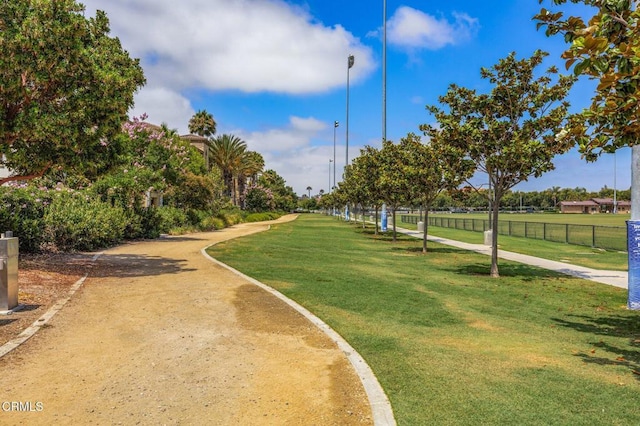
(44, 193, 127, 251)
(218, 208, 244, 227)
(244, 184, 275, 212)
(156, 206, 189, 233)
(0, 186, 53, 252)
(210, 217, 226, 230)
(244, 212, 282, 223)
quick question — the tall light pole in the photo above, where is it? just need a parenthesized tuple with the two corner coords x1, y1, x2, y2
(382, 0, 387, 142)
(329, 159, 333, 194)
(380, 0, 388, 232)
(346, 55, 354, 169)
(333, 120, 339, 193)
(345, 55, 354, 222)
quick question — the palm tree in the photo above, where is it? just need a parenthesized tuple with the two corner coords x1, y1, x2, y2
(241, 151, 265, 186)
(188, 110, 217, 137)
(209, 134, 247, 205)
(237, 151, 265, 207)
(550, 186, 561, 207)
(306, 186, 312, 198)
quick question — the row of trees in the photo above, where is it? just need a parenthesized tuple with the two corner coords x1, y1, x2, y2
(321, 51, 575, 277)
(312, 184, 629, 213)
(324, 0, 640, 282)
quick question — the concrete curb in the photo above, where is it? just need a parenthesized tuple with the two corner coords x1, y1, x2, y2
(0, 252, 103, 359)
(201, 246, 397, 426)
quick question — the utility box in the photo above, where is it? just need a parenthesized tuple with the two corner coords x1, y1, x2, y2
(417, 221, 425, 233)
(0, 237, 19, 311)
(484, 230, 493, 246)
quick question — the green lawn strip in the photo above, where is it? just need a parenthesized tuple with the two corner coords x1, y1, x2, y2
(208, 215, 640, 425)
(398, 221, 628, 271)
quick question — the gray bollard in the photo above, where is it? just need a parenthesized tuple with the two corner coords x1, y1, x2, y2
(0, 234, 19, 312)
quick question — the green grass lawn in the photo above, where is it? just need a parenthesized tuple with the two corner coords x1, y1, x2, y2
(208, 214, 640, 425)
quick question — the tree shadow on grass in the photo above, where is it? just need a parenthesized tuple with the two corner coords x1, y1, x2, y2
(393, 245, 462, 255)
(552, 314, 640, 380)
(444, 262, 566, 280)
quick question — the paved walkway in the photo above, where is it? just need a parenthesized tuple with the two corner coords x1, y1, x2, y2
(0, 217, 393, 425)
(397, 226, 628, 289)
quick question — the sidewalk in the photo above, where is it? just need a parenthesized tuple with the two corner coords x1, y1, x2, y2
(396, 226, 628, 289)
(0, 217, 387, 425)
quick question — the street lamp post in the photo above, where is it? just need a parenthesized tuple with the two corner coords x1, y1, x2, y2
(345, 55, 354, 222)
(329, 159, 333, 194)
(382, 0, 387, 142)
(333, 121, 339, 193)
(346, 55, 354, 168)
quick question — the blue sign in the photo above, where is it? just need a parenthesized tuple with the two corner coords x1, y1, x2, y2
(628, 221, 640, 310)
(381, 204, 388, 232)
(345, 205, 349, 221)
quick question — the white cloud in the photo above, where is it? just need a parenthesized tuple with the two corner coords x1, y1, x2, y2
(223, 116, 368, 194)
(386, 7, 479, 50)
(236, 116, 327, 152)
(82, 0, 376, 95)
(263, 142, 368, 195)
(131, 87, 194, 133)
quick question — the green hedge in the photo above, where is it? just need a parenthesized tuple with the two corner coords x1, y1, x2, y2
(44, 193, 128, 251)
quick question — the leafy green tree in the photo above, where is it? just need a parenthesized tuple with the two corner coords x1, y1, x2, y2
(535, 0, 640, 157)
(258, 169, 296, 211)
(188, 110, 217, 137)
(353, 146, 384, 233)
(341, 163, 369, 227)
(423, 51, 575, 277)
(376, 140, 410, 241)
(244, 184, 275, 212)
(0, 0, 145, 184)
(402, 133, 470, 252)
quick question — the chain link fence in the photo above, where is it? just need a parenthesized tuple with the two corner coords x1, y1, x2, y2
(400, 215, 626, 251)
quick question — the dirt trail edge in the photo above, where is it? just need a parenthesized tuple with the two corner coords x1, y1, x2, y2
(0, 216, 383, 425)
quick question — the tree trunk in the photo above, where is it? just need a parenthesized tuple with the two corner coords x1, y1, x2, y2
(490, 193, 501, 277)
(232, 176, 238, 206)
(392, 207, 397, 242)
(422, 204, 429, 253)
(375, 206, 379, 235)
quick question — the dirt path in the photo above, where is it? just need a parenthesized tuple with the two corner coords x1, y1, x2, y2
(0, 216, 372, 425)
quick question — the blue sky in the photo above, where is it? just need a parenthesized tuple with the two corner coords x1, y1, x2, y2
(82, 0, 630, 196)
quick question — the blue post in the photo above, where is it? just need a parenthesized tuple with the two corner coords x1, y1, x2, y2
(627, 221, 640, 309)
(381, 204, 388, 232)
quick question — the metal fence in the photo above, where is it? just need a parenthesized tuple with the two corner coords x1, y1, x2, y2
(400, 215, 627, 251)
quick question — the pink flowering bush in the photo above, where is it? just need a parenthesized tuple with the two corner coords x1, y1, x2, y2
(244, 184, 275, 212)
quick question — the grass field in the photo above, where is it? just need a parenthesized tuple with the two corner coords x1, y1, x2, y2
(208, 215, 640, 425)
